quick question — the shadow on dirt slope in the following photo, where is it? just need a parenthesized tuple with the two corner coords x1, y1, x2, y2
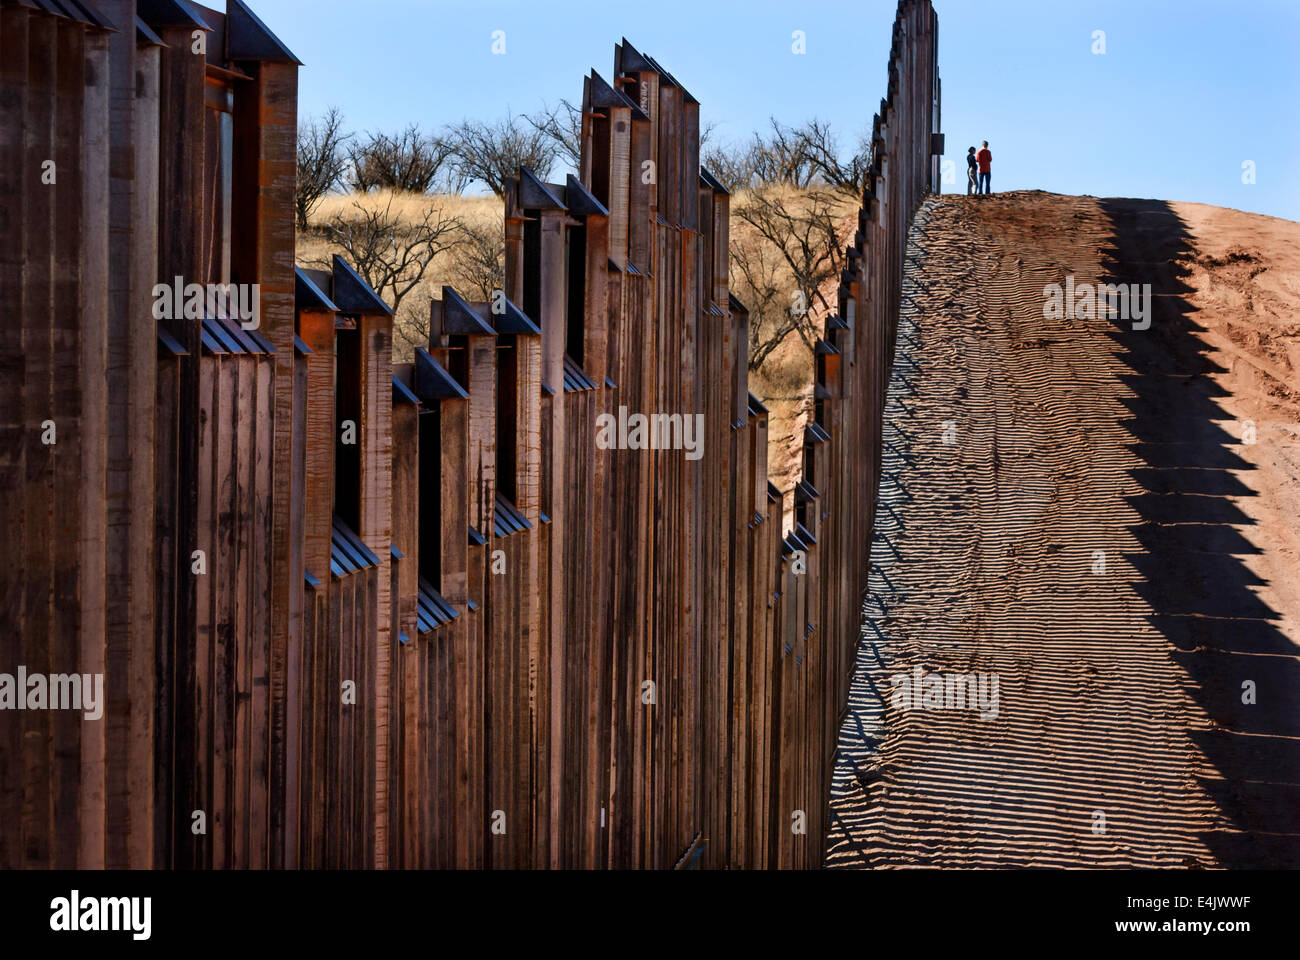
(1102, 198, 1300, 868)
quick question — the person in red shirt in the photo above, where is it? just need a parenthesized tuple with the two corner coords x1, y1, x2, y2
(976, 142, 992, 195)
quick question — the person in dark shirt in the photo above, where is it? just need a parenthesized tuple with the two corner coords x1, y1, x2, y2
(966, 147, 978, 195)
(977, 141, 992, 195)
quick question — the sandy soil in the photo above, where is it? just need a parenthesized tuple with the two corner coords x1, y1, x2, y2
(825, 191, 1300, 868)
(1169, 200, 1300, 650)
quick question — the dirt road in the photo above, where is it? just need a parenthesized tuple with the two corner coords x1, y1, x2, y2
(825, 191, 1300, 868)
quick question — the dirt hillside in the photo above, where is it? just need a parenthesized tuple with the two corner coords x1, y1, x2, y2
(826, 191, 1300, 868)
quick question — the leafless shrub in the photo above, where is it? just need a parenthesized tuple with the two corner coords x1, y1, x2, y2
(448, 111, 559, 198)
(703, 139, 760, 194)
(705, 117, 870, 196)
(314, 197, 461, 319)
(348, 125, 458, 194)
(699, 119, 719, 151)
(526, 100, 582, 174)
(760, 119, 821, 188)
(798, 118, 871, 195)
(296, 107, 351, 230)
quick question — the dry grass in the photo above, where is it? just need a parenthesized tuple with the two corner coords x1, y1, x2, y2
(297, 189, 504, 361)
(310, 189, 501, 226)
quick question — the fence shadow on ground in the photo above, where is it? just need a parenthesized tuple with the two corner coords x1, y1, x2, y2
(1101, 198, 1300, 868)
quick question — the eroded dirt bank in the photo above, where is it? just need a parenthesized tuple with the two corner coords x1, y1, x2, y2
(826, 191, 1300, 868)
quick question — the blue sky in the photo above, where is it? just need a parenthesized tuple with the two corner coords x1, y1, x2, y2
(255, 0, 1299, 221)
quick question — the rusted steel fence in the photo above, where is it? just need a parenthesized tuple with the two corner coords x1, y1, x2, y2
(0, 0, 939, 869)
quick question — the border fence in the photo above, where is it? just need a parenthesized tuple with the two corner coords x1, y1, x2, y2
(0, 0, 940, 868)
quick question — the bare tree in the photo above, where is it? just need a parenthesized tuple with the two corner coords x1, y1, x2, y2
(756, 118, 819, 188)
(702, 120, 816, 193)
(797, 119, 871, 195)
(315, 197, 461, 317)
(447, 219, 505, 303)
(526, 100, 582, 173)
(699, 118, 720, 151)
(347, 125, 457, 194)
(448, 111, 559, 198)
(729, 231, 789, 372)
(732, 188, 846, 371)
(296, 106, 351, 230)
(704, 137, 765, 193)
(705, 117, 869, 195)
